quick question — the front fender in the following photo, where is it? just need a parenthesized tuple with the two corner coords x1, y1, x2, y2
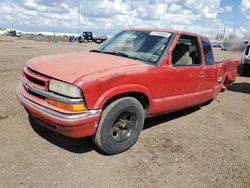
(93, 84, 153, 109)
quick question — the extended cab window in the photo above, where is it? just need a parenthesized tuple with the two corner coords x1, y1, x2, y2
(172, 35, 201, 66)
(202, 38, 214, 65)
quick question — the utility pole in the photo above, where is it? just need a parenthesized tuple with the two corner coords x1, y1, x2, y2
(77, 1, 81, 52)
(233, 23, 236, 38)
(53, 24, 55, 37)
(222, 23, 227, 41)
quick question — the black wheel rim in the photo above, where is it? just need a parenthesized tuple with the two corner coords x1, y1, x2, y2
(112, 111, 137, 143)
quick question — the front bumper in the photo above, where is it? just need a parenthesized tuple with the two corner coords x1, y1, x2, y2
(242, 57, 250, 64)
(16, 84, 101, 138)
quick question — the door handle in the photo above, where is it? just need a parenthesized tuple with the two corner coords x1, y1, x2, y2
(199, 71, 205, 77)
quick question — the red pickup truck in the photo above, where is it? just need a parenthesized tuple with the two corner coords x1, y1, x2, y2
(16, 28, 239, 154)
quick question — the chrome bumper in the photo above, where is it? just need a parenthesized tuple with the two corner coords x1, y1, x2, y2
(243, 58, 250, 64)
(16, 86, 101, 120)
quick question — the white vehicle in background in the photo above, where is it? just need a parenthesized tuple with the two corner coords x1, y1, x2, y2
(212, 42, 223, 48)
(238, 44, 250, 76)
(16, 32, 23, 37)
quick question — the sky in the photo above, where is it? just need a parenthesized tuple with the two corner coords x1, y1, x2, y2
(0, 0, 249, 39)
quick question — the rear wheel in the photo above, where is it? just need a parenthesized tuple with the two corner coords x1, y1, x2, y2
(92, 97, 145, 154)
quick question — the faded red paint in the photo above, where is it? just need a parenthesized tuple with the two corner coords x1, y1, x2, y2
(26, 52, 141, 84)
(16, 29, 240, 138)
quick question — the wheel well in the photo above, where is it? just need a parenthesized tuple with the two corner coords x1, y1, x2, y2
(103, 92, 150, 114)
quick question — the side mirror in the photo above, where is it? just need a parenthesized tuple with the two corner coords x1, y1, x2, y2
(161, 53, 171, 67)
(163, 56, 172, 66)
(167, 56, 172, 65)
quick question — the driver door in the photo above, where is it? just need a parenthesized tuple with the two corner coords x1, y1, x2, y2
(156, 34, 205, 112)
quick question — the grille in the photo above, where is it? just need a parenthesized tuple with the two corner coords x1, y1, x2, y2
(23, 67, 49, 91)
(24, 72, 45, 86)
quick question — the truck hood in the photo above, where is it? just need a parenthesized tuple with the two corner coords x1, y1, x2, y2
(26, 52, 142, 83)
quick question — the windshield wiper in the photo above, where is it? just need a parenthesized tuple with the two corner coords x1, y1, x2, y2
(128, 56, 146, 62)
(90, 50, 146, 62)
(105, 51, 147, 62)
(90, 50, 129, 58)
(89, 49, 103, 53)
(90, 50, 129, 57)
(104, 51, 130, 58)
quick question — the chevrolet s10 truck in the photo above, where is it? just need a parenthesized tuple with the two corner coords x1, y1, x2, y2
(16, 28, 240, 154)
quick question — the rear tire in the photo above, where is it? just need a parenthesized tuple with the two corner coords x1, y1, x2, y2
(92, 97, 145, 154)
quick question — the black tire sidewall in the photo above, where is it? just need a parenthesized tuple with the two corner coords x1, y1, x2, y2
(95, 97, 144, 154)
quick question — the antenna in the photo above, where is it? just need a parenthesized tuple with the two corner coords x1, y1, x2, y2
(77, 1, 81, 52)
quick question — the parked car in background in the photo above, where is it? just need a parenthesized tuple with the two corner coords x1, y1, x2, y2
(7, 30, 16, 37)
(78, 31, 108, 44)
(78, 31, 94, 43)
(3, 30, 22, 37)
(238, 44, 250, 76)
(221, 40, 245, 52)
(221, 41, 232, 51)
(16, 32, 23, 37)
(94, 35, 108, 44)
(212, 42, 223, 48)
(16, 28, 240, 154)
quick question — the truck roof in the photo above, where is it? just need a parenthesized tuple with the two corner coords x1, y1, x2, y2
(127, 28, 209, 39)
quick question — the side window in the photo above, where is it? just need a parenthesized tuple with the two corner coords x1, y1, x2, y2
(172, 35, 201, 66)
(201, 38, 214, 65)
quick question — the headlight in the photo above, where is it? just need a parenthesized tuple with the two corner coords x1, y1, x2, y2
(49, 79, 82, 98)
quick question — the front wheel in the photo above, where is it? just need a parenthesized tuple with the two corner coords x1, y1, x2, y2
(92, 97, 145, 154)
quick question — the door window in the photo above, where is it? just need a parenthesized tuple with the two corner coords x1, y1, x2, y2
(172, 35, 202, 66)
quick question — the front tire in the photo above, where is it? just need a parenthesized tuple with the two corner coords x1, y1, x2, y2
(92, 97, 145, 154)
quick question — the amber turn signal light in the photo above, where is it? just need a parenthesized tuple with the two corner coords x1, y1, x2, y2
(47, 98, 86, 111)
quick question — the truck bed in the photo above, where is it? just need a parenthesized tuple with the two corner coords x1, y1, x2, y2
(216, 59, 240, 84)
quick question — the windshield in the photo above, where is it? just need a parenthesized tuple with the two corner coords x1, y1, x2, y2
(94, 30, 173, 64)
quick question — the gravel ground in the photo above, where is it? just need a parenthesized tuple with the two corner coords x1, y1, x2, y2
(0, 37, 249, 188)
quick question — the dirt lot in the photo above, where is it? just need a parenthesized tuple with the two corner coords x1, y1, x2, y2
(0, 37, 249, 188)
